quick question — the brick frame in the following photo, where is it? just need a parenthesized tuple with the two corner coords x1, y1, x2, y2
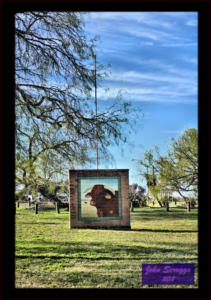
(68, 169, 131, 229)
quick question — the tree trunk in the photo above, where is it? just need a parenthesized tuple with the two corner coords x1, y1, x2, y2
(157, 200, 163, 207)
(187, 201, 191, 212)
(17, 201, 20, 208)
(130, 201, 134, 212)
(166, 202, 169, 212)
(178, 191, 191, 212)
(35, 203, 38, 214)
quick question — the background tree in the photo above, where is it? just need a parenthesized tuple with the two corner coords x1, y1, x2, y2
(158, 128, 198, 212)
(129, 184, 138, 212)
(129, 184, 146, 211)
(136, 147, 165, 208)
(134, 185, 146, 207)
(37, 182, 61, 202)
(136, 128, 197, 212)
(15, 12, 134, 194)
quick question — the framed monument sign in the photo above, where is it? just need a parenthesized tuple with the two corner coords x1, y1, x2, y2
(68, 169, 130, 229)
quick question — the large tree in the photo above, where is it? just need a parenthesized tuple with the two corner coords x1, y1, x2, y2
(15, 12, 133, 192)
(136, 128, 198, 211)
(158, 128, 198, 209)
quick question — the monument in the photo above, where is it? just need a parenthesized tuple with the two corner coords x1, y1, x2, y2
(68, 169, 131, 229)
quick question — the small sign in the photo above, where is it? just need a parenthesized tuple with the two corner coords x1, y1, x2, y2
(142, 264, 194, 285)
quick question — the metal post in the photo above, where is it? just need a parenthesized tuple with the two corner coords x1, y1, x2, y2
(35, 203, 38, 214)
(187, 201, 191, 212)
(56, 202, 60, 214)
(166, 192, 170, 212)
(94, 54, 99, 169)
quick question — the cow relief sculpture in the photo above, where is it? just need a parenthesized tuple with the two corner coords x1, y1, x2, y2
(85, 184, 119, 217)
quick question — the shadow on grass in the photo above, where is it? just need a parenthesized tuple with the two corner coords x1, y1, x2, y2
(19, 222, 60, 225)
(131, 229, 198, 233)
(14, 255, 148, 260)
(15, 255, 198, 261)
(16, 239, 198, 260)
(131, 211, 198, 221)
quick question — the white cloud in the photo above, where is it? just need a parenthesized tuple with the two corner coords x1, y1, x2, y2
(86, 12, 179, 29)
(122, 27, 162, 41)
(83, 12, 197, 105)
(95, 81, 197, 104)
(84, 12, 197, 44)
(186, 19, 198, 26)
(182, 56, 197, 64)
(161, 42, 197, 47)
(139, 41, 154, 46)
(95, 66, 198, 104)
(110, 70, 197, 86)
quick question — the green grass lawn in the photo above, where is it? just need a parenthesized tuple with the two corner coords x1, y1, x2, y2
(15, 207, 198, 289)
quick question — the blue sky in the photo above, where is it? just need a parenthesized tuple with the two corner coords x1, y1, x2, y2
(82, 12, 198, 187)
